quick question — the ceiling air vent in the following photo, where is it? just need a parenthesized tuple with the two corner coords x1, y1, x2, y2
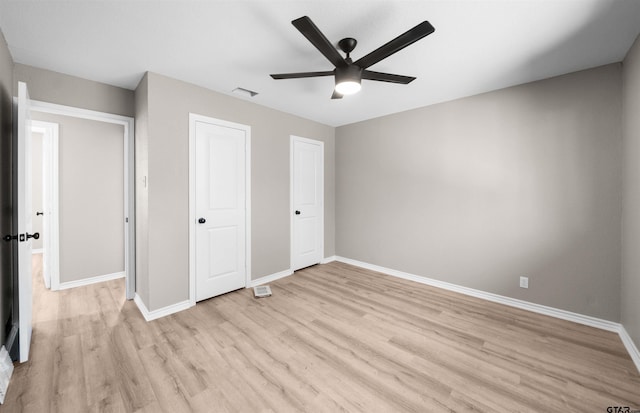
(232, 87, 258, 98)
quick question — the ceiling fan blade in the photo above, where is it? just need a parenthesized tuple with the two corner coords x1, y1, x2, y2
(331, 90, 343, 99)
(354, 21, 435, 69)
(270, 71, 334, 79)
(292, 16, 347, 68)
(362, 70, 416, 84)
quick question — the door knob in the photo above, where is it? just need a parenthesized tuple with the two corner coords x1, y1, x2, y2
(36, 211, 43, 216)
(198, 218, 206, 224)
(295, 210, 301, 215)
(26, 232, 39, 240)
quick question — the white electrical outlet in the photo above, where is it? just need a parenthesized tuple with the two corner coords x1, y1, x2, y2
(520, 276, 529, 289)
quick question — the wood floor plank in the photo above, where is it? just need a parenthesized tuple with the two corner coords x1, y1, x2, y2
(108, 323, 157, 412)
(191, 332, 276, 413)
(80, 330, 126, 413)
(50, 334, 87, 412)
(2, 257, 639, 412)
(1, 321, 57, 413)
(137, 343, 195, 413)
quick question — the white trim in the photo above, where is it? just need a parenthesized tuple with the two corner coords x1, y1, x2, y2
(246, 130, 252, 290)
(247, 269, 293, 288)
(189, 115, 195, 306)
(134, 294, 193, 322)
(335, 256, 620, 332)
(619, 326, 640, 373)
(29, 99, 136, 300)
(321, 255, 337, 264)
(16, 81, 32, 363)
(188, 113, 252, 306)
(290, 136, 325, 271)
(58, 271, 125, 290)
(333, 256, 640, 373)
(31, 249, 43, 254)
(29, 100, 133, 125)
(31, 120, 59, 291)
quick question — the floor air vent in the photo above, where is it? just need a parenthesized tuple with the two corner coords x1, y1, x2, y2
(253, 285, 272, 298)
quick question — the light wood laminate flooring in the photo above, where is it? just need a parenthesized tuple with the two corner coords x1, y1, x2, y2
(2, 255, 639, 412)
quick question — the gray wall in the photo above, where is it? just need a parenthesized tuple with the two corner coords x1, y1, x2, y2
(622, 34, 640, 345)
(14, 64, 135, 117)
(336, 64, 622, 321)
(30, 113, 124, 283)
(136, 72, 335, 311)
(31, 131, 43, 250)
(0, 29, 14, 345)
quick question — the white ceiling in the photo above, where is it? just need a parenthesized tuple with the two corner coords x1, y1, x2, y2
(1, 0, 639, 127)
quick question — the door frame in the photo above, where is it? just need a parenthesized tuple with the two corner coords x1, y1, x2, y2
(290, 135, 324, 271)
(188, 113, 251, 306)
(30, 120, 59, 290)
(29, 99, 136, 300)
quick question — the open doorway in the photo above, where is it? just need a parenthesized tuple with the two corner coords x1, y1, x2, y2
(29, 100, 135, 299)
(30, 121, 58, 289)
(11, 83, 135, 363)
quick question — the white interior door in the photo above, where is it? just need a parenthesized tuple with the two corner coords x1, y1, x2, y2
(291, 136, 324, 271)
(194, 118, 248, 301)
(16, 81, 33, 363)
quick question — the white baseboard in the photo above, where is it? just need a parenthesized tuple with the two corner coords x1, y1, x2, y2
(248, 269, 293, 288)
(31, 248, 43, 254)
(619, 326, 640, 371)
(334, 256, 618, 331)
(58, 271, 125, 290)
(247, 258, 338, 287)
(137, 267, 296, 321)
(321, 255, 337, 264)
(134, 293, 193, 322)
(333, 256, 640, 373)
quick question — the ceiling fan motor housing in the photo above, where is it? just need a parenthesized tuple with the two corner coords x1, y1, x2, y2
(335, 64, 363, 83)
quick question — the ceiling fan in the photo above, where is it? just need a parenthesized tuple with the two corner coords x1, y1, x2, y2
(270, 16, 435, 99)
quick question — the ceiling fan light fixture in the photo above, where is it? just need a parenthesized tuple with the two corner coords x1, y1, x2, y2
(334, 65, 362, 95)
(270, 17, 435, 99)
(335, 80, 361, 95)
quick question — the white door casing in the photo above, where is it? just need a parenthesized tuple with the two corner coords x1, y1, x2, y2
(16, 81, 33, 362)
(291, 136, 324, 271)
(31, 121, 59, 290)
(189, 114, 251, 303)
